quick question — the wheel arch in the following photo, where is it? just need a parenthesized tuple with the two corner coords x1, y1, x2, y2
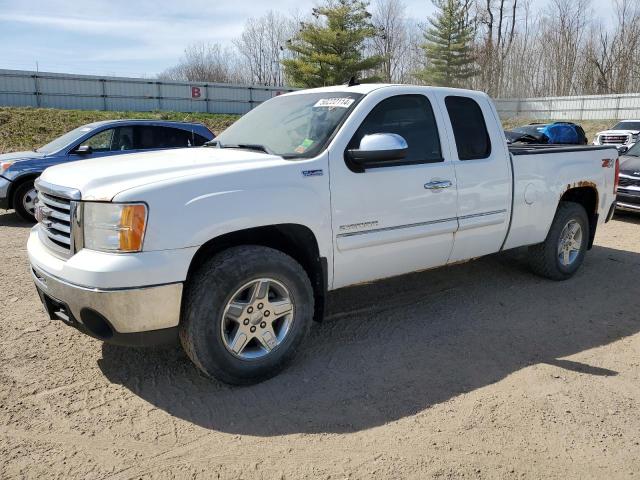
(185, 224, 328, 322)
(560, 186, 598, 249)
(7, 173, 40, 209)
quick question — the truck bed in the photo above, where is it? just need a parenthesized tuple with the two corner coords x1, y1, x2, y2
(503, 144, 618, 251)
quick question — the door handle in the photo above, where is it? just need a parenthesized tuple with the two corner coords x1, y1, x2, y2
(424, 180, 453, 190)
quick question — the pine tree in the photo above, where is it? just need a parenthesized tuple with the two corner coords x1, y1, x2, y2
(282, 0, 384, 87)
(416, 0, 476, 87)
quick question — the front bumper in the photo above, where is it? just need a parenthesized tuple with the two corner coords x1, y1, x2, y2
(616, 189, 640, 213)
(27, 227, 195, 345)
(616, 201, 640, 213)
(31, 264, 182, 346)
(0, 175, 10, 209)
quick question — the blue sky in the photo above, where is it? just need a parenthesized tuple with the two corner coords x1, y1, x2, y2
(0, 0, 614, 78)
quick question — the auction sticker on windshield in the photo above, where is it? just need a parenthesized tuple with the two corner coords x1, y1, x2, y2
(313, 98, 355, 109)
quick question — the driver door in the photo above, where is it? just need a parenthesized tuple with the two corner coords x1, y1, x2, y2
(329, 92, 458, 289)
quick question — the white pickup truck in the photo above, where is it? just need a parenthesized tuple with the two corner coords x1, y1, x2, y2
(593, 120, 640, 151)
(28, 84, 620, 384)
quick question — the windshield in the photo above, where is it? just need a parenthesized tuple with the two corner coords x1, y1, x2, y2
(625, 141, 640, 157)
(612, 121, 640, 131)
(214, 92, 363, 158)
(36, 125, 97, 154)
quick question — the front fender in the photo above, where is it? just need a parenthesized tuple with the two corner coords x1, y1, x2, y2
(113, 158, 332, 261)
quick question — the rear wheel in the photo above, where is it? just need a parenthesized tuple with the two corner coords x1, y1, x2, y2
(180, 245, 314, 385)
(13, 180, 37, 222)
(528, 201, 589, 280)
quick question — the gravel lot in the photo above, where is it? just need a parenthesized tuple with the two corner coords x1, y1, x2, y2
(1, 208, 639, 479)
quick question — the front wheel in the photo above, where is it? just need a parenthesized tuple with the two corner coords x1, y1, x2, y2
(13, 180, 37, 222)
(528, 201, 589, 280)
(180, 246, 314, 385)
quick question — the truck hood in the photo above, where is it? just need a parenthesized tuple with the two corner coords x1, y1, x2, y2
(597, 129, 640, 136)
(39, 147, 288, 201)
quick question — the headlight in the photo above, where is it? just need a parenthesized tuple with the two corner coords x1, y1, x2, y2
(83, 202, 147, 253)
(0, 160, 15, 174)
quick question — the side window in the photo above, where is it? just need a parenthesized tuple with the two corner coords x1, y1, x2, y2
(349, 94, 442, 164)
(154, 127, 194, 148)
(112, 126, 134, 151)
(82, 129, 115, 152)
(133, 126, 156, 150)
(192, 133, 209, 146)
(445, 96, 491, 160)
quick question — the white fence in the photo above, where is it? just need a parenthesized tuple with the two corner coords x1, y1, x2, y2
(2, 69, 640, 120)
(494, 93, 640, 120)
(0, 69, 296, 115)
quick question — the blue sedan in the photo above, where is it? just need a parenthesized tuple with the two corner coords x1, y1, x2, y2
(0, 119, 214, 221)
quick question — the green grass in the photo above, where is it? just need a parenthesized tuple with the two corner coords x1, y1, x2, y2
(0, 107, 619, 154)
(0, 107, 239, 154)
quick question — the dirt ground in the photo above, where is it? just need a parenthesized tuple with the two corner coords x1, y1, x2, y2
(1, 208, 639, 480)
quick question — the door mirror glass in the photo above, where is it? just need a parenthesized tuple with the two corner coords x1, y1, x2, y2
(73, 145, 93, 155)
(347, 133, 408, 168)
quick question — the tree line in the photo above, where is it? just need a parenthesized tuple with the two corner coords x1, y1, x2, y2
(159, 0, 640, 98)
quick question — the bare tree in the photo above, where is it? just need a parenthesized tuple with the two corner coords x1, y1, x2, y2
(474, 0, 522, 96)
(370, 0, 409, 82)
(401, 19, 429, 84)
(158, 43, 244, 83)
(586, 0, 640, 93)
(233, 11, 296, 86)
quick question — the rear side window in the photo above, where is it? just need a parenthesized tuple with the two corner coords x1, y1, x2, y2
(127, 126, 197, 150)
(445, 96, 491, 160)
(192, 133, 209, 146)
(113, 127, 134, 151)
(152, 127, 194, 148)
(349, 94, 442, 164)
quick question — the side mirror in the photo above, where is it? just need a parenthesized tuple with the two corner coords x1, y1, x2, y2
(617, 145, 629, 154)
(73, 145, 93, 155)
(347, 133, 408, 171)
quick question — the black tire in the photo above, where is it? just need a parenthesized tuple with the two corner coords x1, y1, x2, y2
(179, 245, 314, 385)
(528, 201, 589, 280)
(13, 179, 37, 222)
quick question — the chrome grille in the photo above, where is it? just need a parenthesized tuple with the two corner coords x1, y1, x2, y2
(599, 134, 630, 145)
(37, 191, 72, 252)
(619, 175, 640, 188)
(34, 179, 82, 258)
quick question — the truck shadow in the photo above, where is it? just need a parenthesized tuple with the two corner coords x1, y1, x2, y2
(0, 209, 32, 227)
(98, 244, 640, 436)
(614, 211, 640, 225)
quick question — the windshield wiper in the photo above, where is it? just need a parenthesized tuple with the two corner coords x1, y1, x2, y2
(224, 143, 272, 154)
(207, 141, 273, 154)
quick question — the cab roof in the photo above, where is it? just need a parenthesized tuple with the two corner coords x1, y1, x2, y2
(284, 83, 487, 97)
(82, 119, 208, 129)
